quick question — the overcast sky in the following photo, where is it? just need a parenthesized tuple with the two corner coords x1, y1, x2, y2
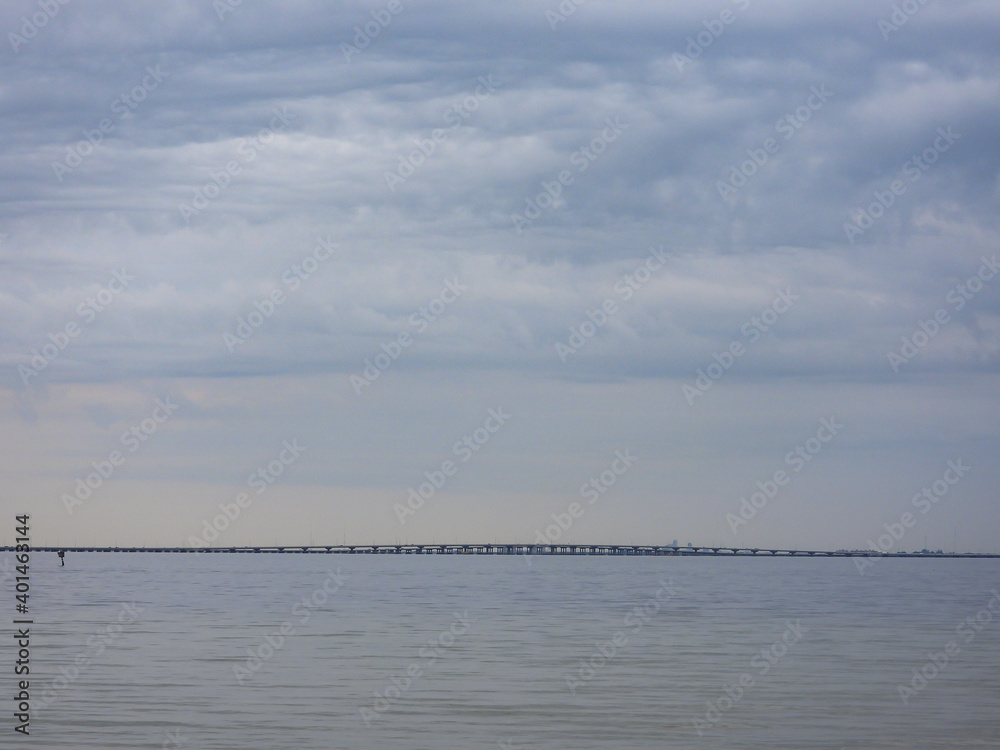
(1, 0, 998, 551)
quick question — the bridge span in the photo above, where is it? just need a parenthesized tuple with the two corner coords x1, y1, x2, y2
(3, 544, 997, 558)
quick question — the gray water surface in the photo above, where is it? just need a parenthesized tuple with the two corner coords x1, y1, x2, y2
(11, 553, 1000, 749)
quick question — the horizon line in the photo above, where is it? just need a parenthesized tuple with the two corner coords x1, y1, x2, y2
(4, 544, 999, 558)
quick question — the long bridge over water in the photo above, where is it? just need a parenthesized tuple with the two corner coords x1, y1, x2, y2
(4, 544, 998, 558)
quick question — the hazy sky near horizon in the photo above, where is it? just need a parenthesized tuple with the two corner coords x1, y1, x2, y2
(1, 0, 998, 551)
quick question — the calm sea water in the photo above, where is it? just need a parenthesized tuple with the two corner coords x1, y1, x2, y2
(7, 552, 999, 749)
